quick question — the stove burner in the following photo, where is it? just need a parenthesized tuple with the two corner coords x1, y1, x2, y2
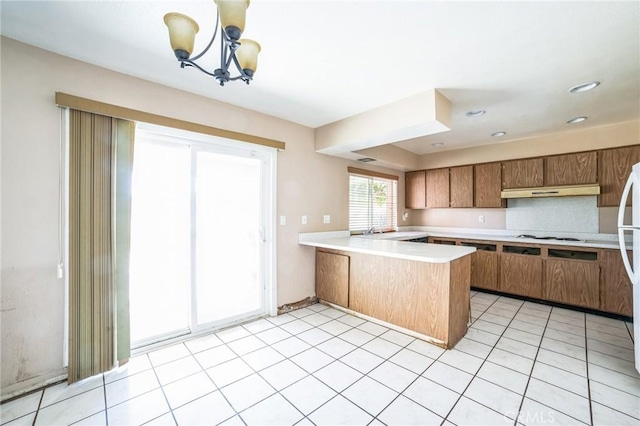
(515, 234, 581, 242)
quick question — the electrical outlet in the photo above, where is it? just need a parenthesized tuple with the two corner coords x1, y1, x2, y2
(323, 215, 330, 224)
(402, 212, 409, 221)
(479, 215, 485, 223)
(302, 215, 307, 225)
(280, 215, 286, 225)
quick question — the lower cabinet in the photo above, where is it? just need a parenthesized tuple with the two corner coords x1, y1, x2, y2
(500, 254, 542, 298)
(600, 249, 633, 316)
(316, 250, 349, 308)
(471, 251, 499, 291)
(543, 258, 599, 309)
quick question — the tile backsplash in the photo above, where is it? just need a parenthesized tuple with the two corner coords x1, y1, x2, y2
(506, 196, 598, 233)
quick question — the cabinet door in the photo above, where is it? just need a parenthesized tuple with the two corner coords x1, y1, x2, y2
(426, 168, 450, 208)
(599, 146, 640, 207)
(502, 158, 544, 189)
(545, 152, 597, 186)
(474, 163, 505, 208)
(450, 166, 474, 208)
(499, 254, 542, 298)
(316, 250, 349, 307)
(600, 250, 633, 316)
(471, 251, 499, 291)
(405, 170, 426, 209)
(543, 259, 599, 309)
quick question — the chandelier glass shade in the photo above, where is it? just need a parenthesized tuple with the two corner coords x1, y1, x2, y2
(164, 0, 261, 86)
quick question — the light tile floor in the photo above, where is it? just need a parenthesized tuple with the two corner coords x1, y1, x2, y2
(2, 291, 639, 426)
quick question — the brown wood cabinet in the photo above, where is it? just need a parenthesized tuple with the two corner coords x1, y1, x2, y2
(599, 146, 640, 207)
(545, 152, 597, 186)
(450, 166, 474, 208)
(500, 253, 542, 298)
(474, 163, 505, 208)
(600, 249, 633, 316)
(543, 258, 599, 309)
(470, 250, 499, 291)
(405, 170, 426, 209)
(316, 250, 349, 308)
(502, 158, 544, 189)
(426, 168, 450, 208)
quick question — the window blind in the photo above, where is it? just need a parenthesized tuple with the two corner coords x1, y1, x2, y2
(349, 172, 398, 233)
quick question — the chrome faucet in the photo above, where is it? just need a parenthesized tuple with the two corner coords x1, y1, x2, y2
(363, 226, 382, 235)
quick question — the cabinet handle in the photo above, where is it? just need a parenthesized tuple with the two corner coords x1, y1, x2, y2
(531, 190, 559, 195)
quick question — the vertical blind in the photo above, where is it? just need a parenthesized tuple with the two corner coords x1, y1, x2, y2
(348, 168, 398, 232)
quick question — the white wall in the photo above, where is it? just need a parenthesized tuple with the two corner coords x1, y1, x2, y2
(0, 37, 405, 398)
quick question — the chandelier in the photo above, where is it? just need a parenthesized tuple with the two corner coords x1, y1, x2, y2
(164, 0, 261, 86)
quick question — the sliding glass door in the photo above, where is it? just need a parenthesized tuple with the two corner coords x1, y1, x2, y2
(129, 127, 272, 347)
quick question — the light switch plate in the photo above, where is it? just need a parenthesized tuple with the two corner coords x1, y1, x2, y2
(280, 215, 286, 225)
(302, 215, 307, 225)
(323, 215, 330, 224)
(479, 215, 485, 223)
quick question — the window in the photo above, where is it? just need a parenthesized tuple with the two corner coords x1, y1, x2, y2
(348, 167, 398, 233)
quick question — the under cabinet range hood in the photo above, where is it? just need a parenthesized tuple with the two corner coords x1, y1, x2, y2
(501, 183, 600, 199)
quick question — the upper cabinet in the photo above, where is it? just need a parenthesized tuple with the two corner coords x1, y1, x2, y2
(450, 166, 474, 208)
(599, 146, 640, 207)
(405, 170, 426, 209)
(475, 163, 505, 208)
(426, 168, 450, 208)
(545, 152, 597, 186)
(502, 158, 543, 189)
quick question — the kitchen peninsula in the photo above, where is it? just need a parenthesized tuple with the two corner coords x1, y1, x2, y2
(299, 232, 476, 348)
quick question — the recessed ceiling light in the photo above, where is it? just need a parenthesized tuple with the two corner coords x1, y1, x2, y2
(465, 110, 486, 117)
(569, 81, 600, 93)
(567, 116, 588, 124)
(431, 142, 444, 147)
(491, 131, 507, 137)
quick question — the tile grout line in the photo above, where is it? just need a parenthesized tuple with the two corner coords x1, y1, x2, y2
(585, 313, 594, 426)
(147, 351, 182, 426)
(30, 389, 44, 426)
(102, 374, 108, 426)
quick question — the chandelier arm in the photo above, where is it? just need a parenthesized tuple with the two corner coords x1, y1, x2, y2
(189, 9, 220, 62)
(180, 60, 219, 78)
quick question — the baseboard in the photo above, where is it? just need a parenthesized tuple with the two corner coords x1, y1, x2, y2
(277, 296, 318, 314)
(1, 369, 67, 403)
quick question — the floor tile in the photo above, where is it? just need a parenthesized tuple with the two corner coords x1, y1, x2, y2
(280, 319, 314, 335)
(288, 307, 315, 319)
(540, 337, 586, 361)
(254, 327, 292, 345)
(41, 375, 103, 408)
(356, 321, 389, 336)
(544, 328, 586, 348)
(259, 360, 307, 390)
(308, 395, 373, 426)
(361, 337, 402, 359)
(476, 361, 529, 395)
(519, 397, 586, 426)
(447, 396, 510, 426)
(154, 356, 202, 386)
(172, 391, 235, 426)
(503, 327, 543, 346)
(591, 401, 639, 426)
(531, 362, 588, 397)
(313, 361, 363, 392)
(216, 326, 252, 343)
(295, 418, 313, 426)
(206, 358, 254, 387)
(368, 361, 418, 393)
(307, 303, 329, 312)
(379, 329, 415, 347)
(486, 306, 517, 319)
(464, 377, 523, 419)
(525, 378, 590, 424)
(589, 349, 640, 378)
(240, 346, 284, 371)
(317, 319, 353, 336)
(535, 348, 587, 376)
(588, 363, 640, 396)
(220, 374, 275, 412)
(587, 338, 635, 362)
(589, 380, 640, 420)
(297, 328, 333, 346)
(545, 320, 585, 338)
(301, 312, 332, 327)
(240, 393, 303, 425)
(162, 371, 216, 409)
(587, 319, 632, 338)
(480, 312, 512, 326)
(106, 388, 169, 426)
(423, 361, 473, 394)
(586, 313, 626, 327)
(520, 306, 551, 318)
(266, 313, 296, 326)
(73, 410, 107, 425)
(227, 335, 267, 356)
(280, 375, 337, 415)
(495, 336, 539, 359)
(319, 307, 347, 319)
(340, 348, 384, 374)
(0, 391, 42, 424)
(587, 329, 633, 349)
(377, 395, 443, 425)
(389, 348, 434, 374)
(406, 339, 445, 359)
(454, 337, 493, 359)
(3, 412, 36, 426)
(336, 315, 367, 327)
(342, 376, 398, 416)
(403, 377, 459, 418)
(513, 312, 548, 327)
(470, 319, 506, 336)
(290, 348, 334, 373)
(35, 387, 104, 426)
(183, 333, 224, 354)
(143, 412, 176, 425)
(104, 355, 152, 383)
(338, 329, 376, 347)
(487, 348, 534, 375)
(316, 337, 356, 359)
(242, 318, 276, 334)
(148, 344, 191, 366)
(105, 369, 160, 407)
(271, 336, 311, 358)
(193, 344, 237, 369)
(438, 349, 484, 375)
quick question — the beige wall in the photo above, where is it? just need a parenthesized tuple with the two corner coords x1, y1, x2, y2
(0, 37, 404, 397)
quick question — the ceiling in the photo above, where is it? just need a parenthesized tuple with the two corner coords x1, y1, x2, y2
(1, 1, 639, 155)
